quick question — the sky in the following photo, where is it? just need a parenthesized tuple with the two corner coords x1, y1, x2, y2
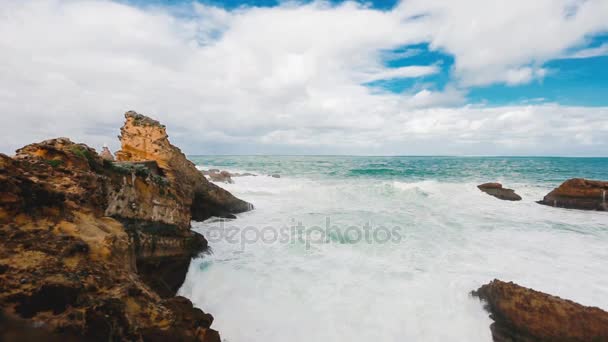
(0, 0, 607, 156)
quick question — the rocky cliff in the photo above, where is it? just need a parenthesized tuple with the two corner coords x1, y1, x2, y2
(538, 178, 608, 211)
(0, 112, 252, 341)
(116, 111, 252, 220)
(473, 280, 608, 341)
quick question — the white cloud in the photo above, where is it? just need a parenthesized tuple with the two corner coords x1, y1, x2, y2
(362, 65, 439, 82)
(0, 0, 607, 156)
(564, 43, 608, 59)
(397, 0, 608, 86)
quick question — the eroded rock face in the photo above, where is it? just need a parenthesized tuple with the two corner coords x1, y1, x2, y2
(0, 136, 220, 340)
(538, 178, 608, 211)
(478, 182, 522, 201)
(100, 146, 114, 161)
(116, 111, 252, 221)
(472, 279, 608, 341)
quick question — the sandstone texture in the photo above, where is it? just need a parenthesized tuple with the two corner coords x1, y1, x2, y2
(0, 112, 252, 341)
(100, 146, 114, 161)
(478, 182, 522, 201)
(115, 111, 252, 221)
(472, 279, 608, 342)
(538, 178, 608, 211)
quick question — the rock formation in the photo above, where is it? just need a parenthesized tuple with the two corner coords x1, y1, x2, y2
(0, 112, 252, 341)
(202, 169, 257, 181)
(207, 170, 234, 184)
(477, 182, 522, 201)
(472, 279, 608, 341)
(538, 178, 608, 211)
(115, 111, 252, 220)
(100, 145, 114, 161)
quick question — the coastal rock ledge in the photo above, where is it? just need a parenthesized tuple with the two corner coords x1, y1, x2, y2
(538, 178, 608, 211)
(0, 111, 252, 341)
(472, 279, 608, 342)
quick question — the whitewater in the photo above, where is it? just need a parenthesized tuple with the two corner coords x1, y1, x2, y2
(179, 156, 608, 342)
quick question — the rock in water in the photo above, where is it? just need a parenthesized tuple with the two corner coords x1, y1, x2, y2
(477, 182, 522, 201)
(115, 111, 252, 220)
(472, 279, 608, 342)
(538, 178, 608, 211)
(208, 170, 234, 184)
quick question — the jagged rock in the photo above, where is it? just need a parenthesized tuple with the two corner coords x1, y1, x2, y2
(0, 123, 223, 340)
(115, 111, 252, 220)
(208, 170, 233, 184)
(538, 178, 608, 211)
(478, 182, 522, 201)
(271, 174, 280, 178)
(202, 169, 256, 179)
(100, 146, 114, 161)
(472, 279, 608, 342)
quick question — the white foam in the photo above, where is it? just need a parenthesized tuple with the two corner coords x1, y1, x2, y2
(180, 176, 608, 342)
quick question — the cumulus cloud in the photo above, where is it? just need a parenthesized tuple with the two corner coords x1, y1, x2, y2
(398, 0, 608, 86)
(0, 0, 607, 156)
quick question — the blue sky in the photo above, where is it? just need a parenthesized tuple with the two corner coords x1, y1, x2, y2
(125, 0, 608, 107)
(1, 0, 608, 155)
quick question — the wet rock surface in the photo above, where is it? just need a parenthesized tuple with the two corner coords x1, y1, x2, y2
(538, 178, 608, 211)
(478, 182, 522, 201)
(472, 279, 608, 342)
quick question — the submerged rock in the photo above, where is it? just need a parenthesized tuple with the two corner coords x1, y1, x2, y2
(477, 182, 522, 201)
(538, 178, 608, 211)
(472, 279, 608, 342)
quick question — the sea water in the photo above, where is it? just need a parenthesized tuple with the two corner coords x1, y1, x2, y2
(179, 156, 608, 342)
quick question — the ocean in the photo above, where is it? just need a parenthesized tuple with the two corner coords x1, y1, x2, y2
(179, 156, 608, 341)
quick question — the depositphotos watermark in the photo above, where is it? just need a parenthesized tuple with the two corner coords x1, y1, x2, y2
(204, 217, 403, 250)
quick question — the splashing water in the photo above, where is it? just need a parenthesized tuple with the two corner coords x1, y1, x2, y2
(180, 156, 608, 342)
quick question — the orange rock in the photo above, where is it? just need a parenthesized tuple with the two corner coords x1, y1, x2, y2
(538, 178, 608, 211)
(100, 146, 115, 161)
(473, 279, 608, 341)
(0, 113, 232, 341)
(116, 111, 252, 220)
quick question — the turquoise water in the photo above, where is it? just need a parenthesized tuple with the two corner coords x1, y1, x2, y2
(190, 155, 608, 184)
(180, 156, 608, 342)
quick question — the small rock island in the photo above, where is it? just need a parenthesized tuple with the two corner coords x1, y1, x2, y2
(477, 182, 522, 201)
(538, 178, 608, 211)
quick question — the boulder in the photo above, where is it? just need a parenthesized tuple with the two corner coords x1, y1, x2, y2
(538, 178, 608, 211)
(478, 182, 522, 201)
(472, 279, 608, 342)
